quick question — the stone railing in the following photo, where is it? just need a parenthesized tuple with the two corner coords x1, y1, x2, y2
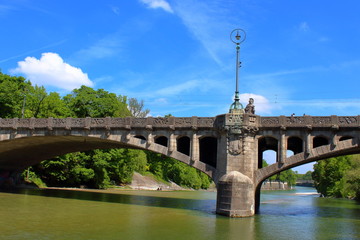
(260, 115, 360, 128)
(0, 117, 216, 130)
(1, 115, 359, 131)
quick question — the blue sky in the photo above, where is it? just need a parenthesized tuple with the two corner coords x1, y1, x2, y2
(1, 0, 360, 173)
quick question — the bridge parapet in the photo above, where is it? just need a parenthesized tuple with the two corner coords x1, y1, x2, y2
(260, 115, 360, 128)
(0, 117, 217, 130)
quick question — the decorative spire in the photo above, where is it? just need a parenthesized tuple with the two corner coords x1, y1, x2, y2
(229, 28, 246, 114)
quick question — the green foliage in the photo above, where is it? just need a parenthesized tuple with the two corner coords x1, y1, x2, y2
(263, 159, 297, 186)
(312, 155, 360, 199)
(278, 169, 297, 187)
(63, 85, 131, 118)
(262, 159, 268, 167)
(345, 155, 360, 200)
(22, 168, 47, 188)
(0, 72, 31, 118)
(146, 151, 212, 189)
(297, 171, 313, 181)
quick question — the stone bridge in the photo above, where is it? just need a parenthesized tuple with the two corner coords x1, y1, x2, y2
(0, 113, 359, 217)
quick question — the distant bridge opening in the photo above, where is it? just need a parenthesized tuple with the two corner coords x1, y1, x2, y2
(287, 136, 303, 154)
(135, 135, 146, 141)
(313, 136, 329, 148)
(258, 137, 278, 168)
(155, 136, 168, 147)
(339, 136, 353, 141)
(199, 137, 217, 168)
(177, 136, 190, 156)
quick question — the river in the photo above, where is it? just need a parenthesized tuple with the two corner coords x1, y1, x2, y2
(0, 187, 359, 240)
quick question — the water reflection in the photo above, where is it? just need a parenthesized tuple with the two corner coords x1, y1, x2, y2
(0, 187, 359, 240)
(5, 188, 217, 213)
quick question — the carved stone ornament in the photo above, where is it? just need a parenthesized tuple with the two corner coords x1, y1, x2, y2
(242, 126, 259, 135)
(228, 135, 242, 155)
(229, 125, 243, 135)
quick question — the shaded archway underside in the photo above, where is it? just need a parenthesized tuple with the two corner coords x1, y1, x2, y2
(255, 138, 360, 185)
(0, 134, 216, 179)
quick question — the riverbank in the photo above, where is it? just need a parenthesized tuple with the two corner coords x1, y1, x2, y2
(129, 172, 186, 191)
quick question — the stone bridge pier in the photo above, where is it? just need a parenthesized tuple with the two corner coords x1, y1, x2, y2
(214, 113, 259, 217)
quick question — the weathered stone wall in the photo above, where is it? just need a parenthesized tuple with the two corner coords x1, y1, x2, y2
(261, 181, 290, 190)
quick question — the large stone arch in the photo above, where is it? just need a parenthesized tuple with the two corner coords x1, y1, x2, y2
(0, 132, 216, 180)
(255, 138, 360, 186)
(254, 138, 360, 213)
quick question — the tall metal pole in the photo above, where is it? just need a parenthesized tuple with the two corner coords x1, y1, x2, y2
(229, 29, 246, 113)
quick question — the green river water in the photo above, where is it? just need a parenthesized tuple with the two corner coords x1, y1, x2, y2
(0, 187, 359, 240)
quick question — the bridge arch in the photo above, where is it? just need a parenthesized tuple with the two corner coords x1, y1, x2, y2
(177, 136, 190, 156)
(199, 136, 217, 168)
(256, 138, 360, 186)
(258, 136, 278, 168)
(0, 131, 216, 180)
(255, 138, 360, 213)
(287, 136, 303, 154)
(134, 135, 146, 141)
(154, 136, 168, 147)
(339, 136, 353, 141)
(313, 136, 329, 148)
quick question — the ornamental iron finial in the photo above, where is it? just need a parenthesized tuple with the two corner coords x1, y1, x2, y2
(229, 28, 246, 114)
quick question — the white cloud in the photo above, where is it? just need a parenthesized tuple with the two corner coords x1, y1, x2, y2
(239, 93, 273, 115)
(110, 6, 120, 15)
(156, 80, 201, 96)
(72, 37, 121, 63)
(318, 37, 329, 42)
(299, 22, 310, 32)
(12, 52, 93, 91)
(172, 0, 248, 67)
(140, 0, 173, 13)
(155, 78, 225, 96)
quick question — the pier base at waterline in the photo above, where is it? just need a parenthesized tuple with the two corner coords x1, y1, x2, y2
(216, 171, 255, 217)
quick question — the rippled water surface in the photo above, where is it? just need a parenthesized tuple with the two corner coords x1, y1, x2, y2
(1, 187, 359, 240)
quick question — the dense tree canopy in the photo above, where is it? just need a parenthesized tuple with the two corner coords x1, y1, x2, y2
(63, 86, 131, 118)
(313, 155, 360, 200)
(0, 72, 31, 118)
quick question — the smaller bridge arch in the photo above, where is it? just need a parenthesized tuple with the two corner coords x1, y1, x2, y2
(339, 136, 353, 141)
(287, 136, 303, 154)
(313, 136, 329, 148)
(199, 136, 217, 168)
(258, 136, 278, 168)
(177, 136, 190, 156)
(134, 135, 146, 141)
(155, 136, 168, 147)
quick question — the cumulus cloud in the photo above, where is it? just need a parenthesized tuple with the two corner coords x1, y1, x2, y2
(12, 52, 93, 91)
(140, 0, 173, 13)
(299, 22, 310, 32)
(239, 93, 273, 115)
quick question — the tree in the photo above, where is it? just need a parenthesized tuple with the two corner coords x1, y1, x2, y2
(0, 72, 31, 118)
(312, 156, 352, 198)
(128, 98, 150, 118)
(278, 169, 297, 187)
(263, 159, 297, 186)
(63, 85, 131, 118)
(344, 155, 360, 200)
